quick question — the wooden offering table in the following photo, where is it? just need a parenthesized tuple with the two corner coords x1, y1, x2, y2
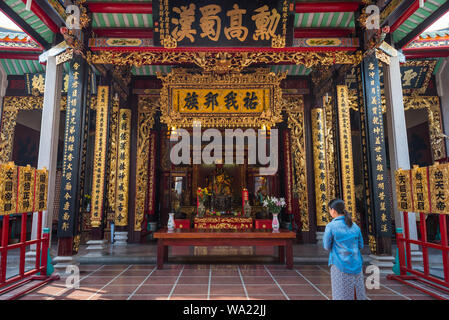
(153, 229, 296, 269)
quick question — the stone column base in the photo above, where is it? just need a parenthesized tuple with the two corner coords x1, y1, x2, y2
(368, 254, 395, 274)
(114, 232, 128, 246)
(53, 256, 79, 278)
(25, 250, 37, 263)
(85, 239, 107, 257)
(315, 232, 324, 245)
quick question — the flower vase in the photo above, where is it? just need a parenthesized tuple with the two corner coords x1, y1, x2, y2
(167, 212, 175, 231)
(272, 212, 280, 232)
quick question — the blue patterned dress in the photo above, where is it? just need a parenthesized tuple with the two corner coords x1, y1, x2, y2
(323, 216, 366, 300)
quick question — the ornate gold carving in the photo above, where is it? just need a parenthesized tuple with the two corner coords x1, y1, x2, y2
(134, 96, 159, 231)
(158, 68, 285, 128)
(348, 89, 359, 112)
(0, 95, 93, 163)
(375, 48, 390, 66)
(402, 60, 437, 95)
(87, 50, 362, 72)
(56, 48, 73, 66)
(368, 234, 377, 254)
(323, 96, 337, 203)
(285, 95, 309, 231)
(380, 0, 402, 22)
(402, 95, 446, 161)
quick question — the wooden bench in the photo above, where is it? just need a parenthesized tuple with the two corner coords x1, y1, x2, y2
(153, 229, 296, 269)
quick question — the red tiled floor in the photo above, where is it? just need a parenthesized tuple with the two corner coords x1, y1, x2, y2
(242, 276, 275, 284)
(249, 295, 287, 300)
(274, 277, 309, 285)
(96, 285, 138, 294)
(150, 270, 182, 276)
(181, 270, 211, 276)
(178, 276, 210, 284)
(143, 276, 178, 285)
(19, 294, 55, 300)
(280, 284, 320, 295)
(170, 295, 208, 300)
(79, 277, 116, 285)
(129, 294, 169, 300)
(289, 294, 328, 300)
(172, 284, 209, 295)
(209, 295, 247, 300)
(134, 284, 174, 295)
(90, 294, 130, 300)
(367, 294, 409, 300)
(108, 276, 147, 285)
(244, 285, 283, 295)
(210, 276, 242, 284)
(15, 264, 444, 300)
(240, 270, 269, 276)
(209, 284, 246, 295)
(211, 270, 240, 276)
(120, 270, 154, 277)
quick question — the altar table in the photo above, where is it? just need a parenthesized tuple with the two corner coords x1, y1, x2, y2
(153, 229, 296, 269)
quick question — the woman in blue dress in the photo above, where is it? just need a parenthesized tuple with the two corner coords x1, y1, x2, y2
(323, 199, 366, 300)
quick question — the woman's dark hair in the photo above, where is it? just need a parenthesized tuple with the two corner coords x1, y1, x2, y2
(328, 198, 353, 227)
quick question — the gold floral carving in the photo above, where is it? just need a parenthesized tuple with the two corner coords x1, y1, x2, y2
(323, 96, 337, 202)
(158, 68, 285, 128)
(403, 95, 446, 161)
(56, 49, 73, 66)
(87, 50, 362, 72)
(348, 89, 359, 112)
(284, 95, 309, 231)
(375, 48, 390, 66)
(134, 96, 159, 231)
(0, 95, 94, 163)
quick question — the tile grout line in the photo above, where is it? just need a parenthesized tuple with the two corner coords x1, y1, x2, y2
(87, 265, 133, 300)
(127, 266, 157, 300)
(237, 266, 250, 300)
(295, 269, 330, 300)
(167, 265, 185, 300)
(380, 282, 412, 300)
(317, 265, 373, 301)
(264, 265, 290, 300)
(53, 264, 106, 298)
(207, 265, 211, 300)
(407, 280, 449, 299)
(316, 266, 410, 301)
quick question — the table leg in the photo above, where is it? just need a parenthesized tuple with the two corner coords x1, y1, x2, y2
(164, 246, 169, 263)
(278, 246, 285, 263)
(286, 240, 293, 269)
(157, 240, 164, 269)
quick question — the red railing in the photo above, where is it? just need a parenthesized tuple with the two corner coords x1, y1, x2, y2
(0, 211, 58, 299)
(388, 211, 449, 300)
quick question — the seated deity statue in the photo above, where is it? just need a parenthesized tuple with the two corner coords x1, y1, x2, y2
(207, 165, 233, 212)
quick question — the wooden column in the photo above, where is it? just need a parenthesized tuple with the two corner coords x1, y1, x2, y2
(56, 54, 89, 255)
(361, 53, 393, 255)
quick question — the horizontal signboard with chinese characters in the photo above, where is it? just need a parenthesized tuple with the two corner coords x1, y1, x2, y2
(174, 88, 267, 114)
(159, 68, 286, 128)
(153, 0, 294, 48)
